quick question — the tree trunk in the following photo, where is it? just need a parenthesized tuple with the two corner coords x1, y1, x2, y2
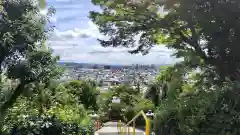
(137, 82, 140, 93)
(154, 91, 160, 107)
(0, 83, 25, 132)
(161, 84, 167, 100)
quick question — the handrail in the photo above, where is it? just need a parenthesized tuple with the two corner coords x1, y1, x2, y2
(117, 110, 150, 135)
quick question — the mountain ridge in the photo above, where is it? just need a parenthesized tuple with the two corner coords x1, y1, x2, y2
(57, 61, 170, 69)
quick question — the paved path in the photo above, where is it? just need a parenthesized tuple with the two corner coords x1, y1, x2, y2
(95, 121, 145, 135)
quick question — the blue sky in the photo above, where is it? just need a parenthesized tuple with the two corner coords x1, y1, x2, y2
(47, 0, 176, 65)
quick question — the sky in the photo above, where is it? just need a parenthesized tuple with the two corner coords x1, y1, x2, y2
(47, 0, 177, 65)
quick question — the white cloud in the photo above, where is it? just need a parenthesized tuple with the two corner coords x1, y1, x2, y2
(51, 21, 103, 40)
(48, 0, 176, 65)
(54, 28, 90, 38)
(59, 52, 176, 65)
(50, 40, 176, 65)
(49, 24, 175, 64)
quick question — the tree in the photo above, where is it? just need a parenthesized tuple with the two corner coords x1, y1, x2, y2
(0, 0, 61, 129)
(90, 0, 240, 84)
(90, 1, 240, 134)
(145, 63, 186, 107)
(145, 82, 161, 107)
(3, 79, 95, 134)
(22, 80, 61, 115)
(61, 80, 99, 110)
(98, 80, 104, 87)
(99, 85, 154, 122)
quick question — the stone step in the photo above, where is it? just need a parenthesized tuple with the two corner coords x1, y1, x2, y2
(95, 122, 145, 135)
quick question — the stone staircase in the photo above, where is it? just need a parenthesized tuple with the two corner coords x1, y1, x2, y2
(95, 121, 145, 135)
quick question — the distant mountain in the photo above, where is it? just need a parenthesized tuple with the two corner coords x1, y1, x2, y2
(57, 62, 129, 69)
(57, 62, 169, 69)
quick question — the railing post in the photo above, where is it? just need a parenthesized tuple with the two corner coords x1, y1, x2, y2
(145, 118, 150, 135)
(120, 110, 152, 135)
(118, 120, 121, 134)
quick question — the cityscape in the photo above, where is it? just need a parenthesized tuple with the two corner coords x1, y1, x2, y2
(59, 62, 161, 93)
(1, 1, 235, 135)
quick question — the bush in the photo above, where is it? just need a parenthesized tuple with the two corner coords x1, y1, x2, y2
(7, 115, 94, 135)
(154, 82, 240, 135)
(133, 98, 155, 113)
(61, 80, 99, 111)
(133, 98, 155, 126)
(98, 85, 155, 123)
(46, 104, 88, 124)
(3, 85, 95, 135)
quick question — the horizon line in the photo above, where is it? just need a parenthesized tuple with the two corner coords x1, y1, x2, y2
(57, 61, 171, 66)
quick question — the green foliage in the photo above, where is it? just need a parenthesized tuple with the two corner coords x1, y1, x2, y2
(4, 0, 240, 134)
(99, 85, 154, 123)
(149, 64, 240, 135)
(0, 0, 61, 129)
(3, 80, 95, 134)
(7, 115, 94, 135)
(153, 81, 240, 135)
(90, 0, 240, 82)
(0, 0, 97, 134)
(133, 98, 155, 113)
(60, 80, 99, 111)
(47, 104, 88, 125)
(146, 64, 186, 107)
(89, 0, 240, 134)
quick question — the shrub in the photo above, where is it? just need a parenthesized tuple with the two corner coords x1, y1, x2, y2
(7, 115, 94, 135)
(98, 85, 155, 124)
(46, 104, 88, 124)
(154, 82, 240, 135)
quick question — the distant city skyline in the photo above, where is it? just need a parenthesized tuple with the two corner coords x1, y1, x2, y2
(47, 0, 178, 65)
(58, 61, 170, 67)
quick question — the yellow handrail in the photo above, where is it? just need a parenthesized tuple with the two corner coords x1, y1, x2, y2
(117, 110, 150, 135)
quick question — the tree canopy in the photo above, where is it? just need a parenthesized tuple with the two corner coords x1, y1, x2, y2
(90, 0, 240, 83)
(98, 85, 154, 122)
(59, 80, 99, 111)
(0, 0, 62, 129)
(90, 1, 240, 134)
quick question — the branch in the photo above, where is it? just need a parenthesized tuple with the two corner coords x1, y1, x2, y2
(0, 75, 39, 119)
(179, 31, 207, 59)
(0, 83, 25, 112)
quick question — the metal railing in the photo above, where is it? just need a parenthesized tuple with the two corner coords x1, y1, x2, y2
(117, 110, 150, 135)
